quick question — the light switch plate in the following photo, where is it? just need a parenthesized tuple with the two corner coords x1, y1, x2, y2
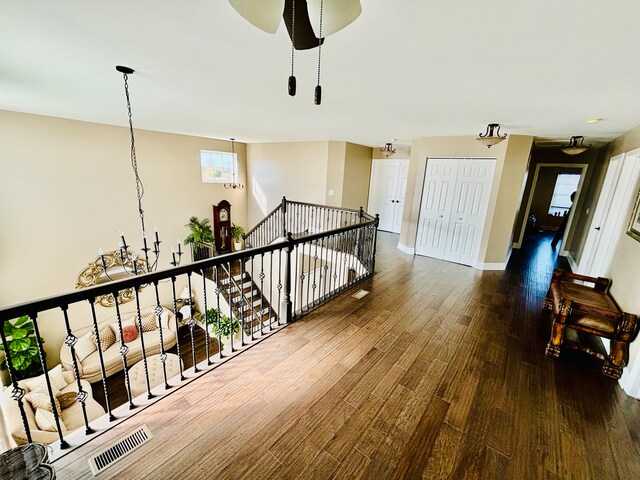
(328, 190, 334, 196)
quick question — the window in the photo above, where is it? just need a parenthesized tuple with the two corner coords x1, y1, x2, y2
(200, 150, 237, 183)
(548, 174, 580, 216)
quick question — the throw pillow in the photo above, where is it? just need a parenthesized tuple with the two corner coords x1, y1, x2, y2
(35, 408, 67, 432)
(109, 320, 135, 342)
(25, 391, 61, 415)
(57, 391, 77, 409)
(92, 325, 116, 351)
(137, 312, 157, 333)
(74, 331, 97, 362)
(122, 325, 139, 343)
(23, 364, 68, 394)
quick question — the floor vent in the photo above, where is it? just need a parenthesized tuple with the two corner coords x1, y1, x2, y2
(352, 289, 370, 299)
(88, 425, 153, 475)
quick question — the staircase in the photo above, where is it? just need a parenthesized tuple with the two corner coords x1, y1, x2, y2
(216, 266, 278, 336)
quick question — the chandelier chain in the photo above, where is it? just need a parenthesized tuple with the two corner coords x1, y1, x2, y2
(122, 72, 146, 235)
(316, 0, 324, 86)
(290, 0, 295, 75)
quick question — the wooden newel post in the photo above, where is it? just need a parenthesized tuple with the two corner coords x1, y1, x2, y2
(282, 232, 294, 323)
(281, 196, 288, 237)
(371, 214, 380, 274)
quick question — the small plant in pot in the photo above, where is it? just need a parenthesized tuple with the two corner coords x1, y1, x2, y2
(206, 308, 240, 350)
(231, 223, 244, 251)
(0, 316, 45, 385)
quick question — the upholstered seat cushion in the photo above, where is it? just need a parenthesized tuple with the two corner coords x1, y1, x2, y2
(128, 353, 182, 397)
(551, 281, 618, 315)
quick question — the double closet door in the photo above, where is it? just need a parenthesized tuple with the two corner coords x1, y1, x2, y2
(367, 159, 409, 233)
(416, 157, 495, 267)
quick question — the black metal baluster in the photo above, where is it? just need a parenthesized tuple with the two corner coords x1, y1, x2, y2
(312, 240, 318, 306)
(152, 281, 170, 389)
(186, 273, 198, 373)
(293, 242, 300, 317)
(88, 299, 114, 420)
(238, 259, 245, 347)
(249, 257, 255, 341)
(1, 324, 33, 444)
(269, 249, 274, 330)
(113, 300, 135, 409)
(227, 261, 235, 351)
(277, 249, 283, 325)
(306, 240, 312, 310)
(283, 232, 294, 323)
(61, 306, 92, 434)
(214, 266, 223, 359)
(132, 283, 152, 399)
(321, 237, 328, 301)
(170, 276, 185, 380)
(201, 268, 212, 365)
(338, 232, 345, 292)
(372, 214, 380, 274)
(259, 253, 265, 335)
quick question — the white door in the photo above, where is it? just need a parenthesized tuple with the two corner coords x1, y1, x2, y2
(578, 154, 623, 275)
(415, 158, 459, 259)
(443, 159, 495, 266)
(392, 161, 410, 232)
(368, 160, 409, 233)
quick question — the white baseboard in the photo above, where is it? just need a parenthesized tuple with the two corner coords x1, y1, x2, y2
(397, 243, 415, 255)
(474, 261, 506, 271)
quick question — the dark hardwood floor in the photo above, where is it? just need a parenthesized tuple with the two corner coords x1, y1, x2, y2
(56, 231, 640, 479)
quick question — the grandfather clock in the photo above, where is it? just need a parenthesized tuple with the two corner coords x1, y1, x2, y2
(213, 200, 232, 254)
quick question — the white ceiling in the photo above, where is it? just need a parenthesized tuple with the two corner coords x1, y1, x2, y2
(2, 0, 640, 147)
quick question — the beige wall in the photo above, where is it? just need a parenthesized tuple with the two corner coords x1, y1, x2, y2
(325, 141, 346, 207)
(400, 135, 533, 266)
(341, 142, 373, 210)
(246, 142, 329, 227)
(0, 110, 247, 363)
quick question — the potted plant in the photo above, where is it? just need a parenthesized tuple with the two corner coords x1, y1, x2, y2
(205, 308, 241, 350)
(231, 223, 244, 251)
(184, 216, 215, 260)
(0, 316, 45, 385)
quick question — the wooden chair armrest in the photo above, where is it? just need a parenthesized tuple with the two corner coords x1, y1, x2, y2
(551, 268, 610, 291)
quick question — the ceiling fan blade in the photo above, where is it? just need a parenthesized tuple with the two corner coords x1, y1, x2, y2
(284, 0, 325, 50)
(228, 0, 285, 33)
(307, 0, 362, 37)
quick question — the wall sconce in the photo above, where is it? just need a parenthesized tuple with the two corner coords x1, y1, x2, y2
(560, 136, 592, 155)
(476, 123, 507, 148)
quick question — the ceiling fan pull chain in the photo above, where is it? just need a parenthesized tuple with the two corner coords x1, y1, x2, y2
(288, 0, 296, 96)
(314, 0, 324, 105)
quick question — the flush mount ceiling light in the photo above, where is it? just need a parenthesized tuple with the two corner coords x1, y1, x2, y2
(381, 143, 396, 157)
(476, 123, 507, 148)
(228, 0, 362, 105)
(560, 136, 592, 155)
(586, 118, 601, 124)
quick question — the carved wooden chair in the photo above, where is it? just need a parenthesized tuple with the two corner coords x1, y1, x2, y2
(543, 268, 639, 379)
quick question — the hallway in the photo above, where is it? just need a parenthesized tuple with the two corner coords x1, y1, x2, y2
(54, 232, 640, 479)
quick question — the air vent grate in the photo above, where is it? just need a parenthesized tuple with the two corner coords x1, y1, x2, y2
(352, 289, 369, 299)
(88, 425, 153, 475)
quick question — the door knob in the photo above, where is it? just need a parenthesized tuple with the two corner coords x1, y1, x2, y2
(439, 215, 443, 218)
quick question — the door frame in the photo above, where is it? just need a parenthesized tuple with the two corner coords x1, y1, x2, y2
(512, 162, 588, 254)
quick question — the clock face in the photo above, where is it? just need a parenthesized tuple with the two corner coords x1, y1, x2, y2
(220, 208, 229, 222)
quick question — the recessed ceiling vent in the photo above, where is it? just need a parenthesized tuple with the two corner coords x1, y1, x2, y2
(88, 425, 153, 475)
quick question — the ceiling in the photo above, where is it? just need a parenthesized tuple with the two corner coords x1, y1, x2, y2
(2, 0, 640, 148)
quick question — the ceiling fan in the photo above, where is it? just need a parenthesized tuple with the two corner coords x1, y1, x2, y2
(228, 0, 362, 50)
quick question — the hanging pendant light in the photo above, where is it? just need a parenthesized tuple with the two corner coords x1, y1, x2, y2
(224, 138, 244, 190)
(477, 123, 507, 148)
(560, 136, 592, 155)
(381, 143, 396, 157)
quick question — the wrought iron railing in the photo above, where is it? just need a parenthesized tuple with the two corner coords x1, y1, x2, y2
(0, 200, 378, 457)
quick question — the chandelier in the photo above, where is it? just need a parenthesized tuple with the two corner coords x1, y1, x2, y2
(381, 143, 396, 157)
(224, 138, 244, 190)
(98, 66, 183, 279)
(560, 136, 592, 155)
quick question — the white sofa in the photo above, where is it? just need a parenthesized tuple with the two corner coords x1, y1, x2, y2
(60, 306, 177, 383)
(1, 368, 105, 446)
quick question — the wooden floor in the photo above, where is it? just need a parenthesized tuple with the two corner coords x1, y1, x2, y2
(54, 231, 640, 479)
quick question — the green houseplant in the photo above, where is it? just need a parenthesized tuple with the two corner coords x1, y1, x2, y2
(0, 315, 45, 383)
(205, 308, 240, 340)
(184, 216, 215, 245)
(230, 223, 244, 251)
